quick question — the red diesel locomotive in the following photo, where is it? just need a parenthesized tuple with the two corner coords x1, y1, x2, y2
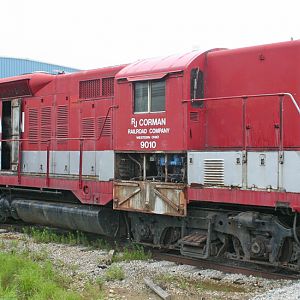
(0, 40, 300, 269)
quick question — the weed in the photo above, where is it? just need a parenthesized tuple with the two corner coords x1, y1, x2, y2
(23, 227, 61, 244)
(113, 244, 151, 262)
(0, 251, 81, 300)
(10, 239, 19, 248)
(30, 248, 49, 262)
(22, 227, 111, 250)
(156, 273, 246, 294)
(82, 282, 105, 300)
(95, 277, 105, 289)
(105, 265, 125, 281)
(0, 239, 5, 249)
(21, 245, 31, 257)
(0, 251, 108, 299)
(196, 280, 246, 293)
(90, 238, 111, 250)
(69, 263, 79, 273)
(155, 274, 189, 290)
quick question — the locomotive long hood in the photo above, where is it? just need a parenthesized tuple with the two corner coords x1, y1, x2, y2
(0, 73, 54, 99)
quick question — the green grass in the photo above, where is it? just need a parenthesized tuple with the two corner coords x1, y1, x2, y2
(23, 227, 151, 263)
(0, 240, 5, 249)
(0, 251, 107, 300)
(104, 265, 125, 281)
(0, 252, 82, 300)
(113, 244, 151, 262)
(22, 227, 110, 249)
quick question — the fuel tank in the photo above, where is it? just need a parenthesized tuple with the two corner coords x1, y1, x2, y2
(11, 199, 120, 237)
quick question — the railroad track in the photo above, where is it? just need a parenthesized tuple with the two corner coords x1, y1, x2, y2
(152, 251, 300, 281)
(1, 221, 299, 281)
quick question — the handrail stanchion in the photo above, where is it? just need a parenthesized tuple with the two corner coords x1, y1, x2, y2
(46, 141, 50, 187)
(17, 141, 22, 184)
(79, 140, 83, 189)
(242, 96, 247, 151)
(279, 95, 284, 152)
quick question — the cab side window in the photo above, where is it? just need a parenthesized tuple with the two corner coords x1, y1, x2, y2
(134, 80, 165, 113)
(190, 68, 204, 108)
(134, 82, 148, 112)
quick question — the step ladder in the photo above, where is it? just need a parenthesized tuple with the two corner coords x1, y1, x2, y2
(179, 217, 213, 259)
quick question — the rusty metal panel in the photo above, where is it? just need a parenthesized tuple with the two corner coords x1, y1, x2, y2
(113, 180, 186, 216)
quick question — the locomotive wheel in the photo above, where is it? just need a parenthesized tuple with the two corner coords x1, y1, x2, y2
(160, 227, 181, 246)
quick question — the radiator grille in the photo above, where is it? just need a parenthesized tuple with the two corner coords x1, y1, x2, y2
(98, 116, 112, 136)
(204, 159, 224, 186)
(102, 78, 114, 96)
(79, 79, 101, 99)
(56, 105, 69, 143)
(82, 117, 95, 138)
(28, 108, 38, 144)
(41, 106, 52, 143)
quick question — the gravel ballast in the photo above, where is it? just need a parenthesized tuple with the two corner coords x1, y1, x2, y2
(0, 230, 297, 299)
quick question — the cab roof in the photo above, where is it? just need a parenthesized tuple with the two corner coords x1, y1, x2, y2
(116, 50, 206, 81)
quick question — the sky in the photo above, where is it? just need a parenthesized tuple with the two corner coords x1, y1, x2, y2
(0, 0, 300, 70)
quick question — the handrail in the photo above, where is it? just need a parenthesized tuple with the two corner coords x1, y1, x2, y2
(183, 92, 300, 151)
(2, 104, 118, 189)
(0, 105, 119, 144)
(79, 140, 83, 189)
(97, 105, 118, 140)
(182, 92, 300, 115)
(17, 141, 22, 184)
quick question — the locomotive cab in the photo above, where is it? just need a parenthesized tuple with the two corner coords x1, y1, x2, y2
(113, 51, 207, 216)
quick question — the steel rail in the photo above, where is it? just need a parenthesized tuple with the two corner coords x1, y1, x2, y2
(152, 251, 300, 281)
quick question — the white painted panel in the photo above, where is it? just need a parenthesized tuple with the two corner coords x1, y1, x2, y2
(22, 151, 47, 173)
(282, 151, 300, 193)
(82, 151, 96, 176)
(188, 151, 243, 187)
(52, 151, 70, 174)
(96, 150, 114, 181)
(49, 151, 55, 174)
(69, 151, 79, 175)
(247, 152, 278, 189)
(21, 151, 113, 181)
(187, 152, 201, 184)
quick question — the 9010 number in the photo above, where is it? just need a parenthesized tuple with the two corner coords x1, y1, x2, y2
(140, 141, 157, 149)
